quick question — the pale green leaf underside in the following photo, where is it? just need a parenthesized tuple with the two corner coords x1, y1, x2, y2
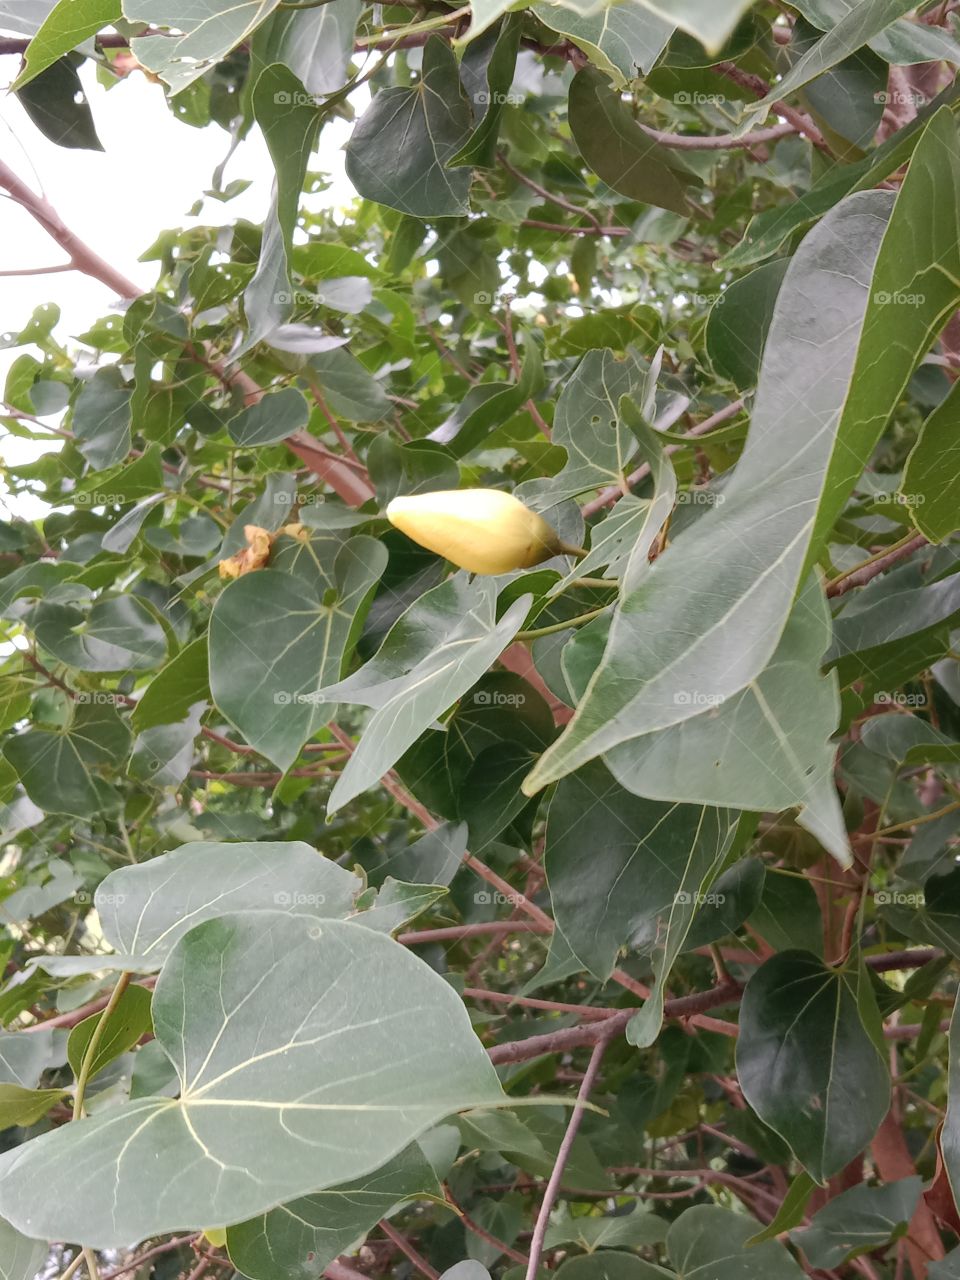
(525, 113, 960, 799)
(0, 913, 503, 1247)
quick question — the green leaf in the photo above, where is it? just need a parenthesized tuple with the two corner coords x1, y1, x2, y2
(736, 951, 889, 1182)
(4, 701, 131, 818)
(13, 0, 118, 88)
(517, 348, 655, 508)
(544, 759, 734, 1021)
(227, 1141, 442, 1280)
(743, 0, 920, 126)
(0, 913, 504, 1247)
(530, 1, 673, 86)
(345, 37, 473, 218)
(630, 0, 756, 54)
(15, 55, 103, 150)
(451, 16, 522, 169)
(244, 64, 323, 349)
(901, 378, 960, 541)
(228, 387, 311, 447)
(546, 1207, 668, 1251)
(790, 1177, 921, 1268)
(0, 1215, 47, 1280)
(128, 703, 204, 787)
(555, 1256, 670, 1280)
(250, 0, 362, 98)
(0, 1029, 57, 1089)
(209, 536, 387, 771)
(0, 1083, 68, 1130)
(71, 368, 131, 468)
(594, 577, 850, 865)
(524, 113, 960, 798)
(310, 348, 392, 421)
(131, 635, 210, 732)
(429, 341, 543, 457)
(667, 1205, 805, 1280)
(320, 576, 532, 815)
(67, 983, 154, 1083)
(125, 0, 281, 92)
(568, 67, 699, 216)
(30, 595, 168, 673)
(705, 259, 789, 391)
(746, 1173, 816, 1245)
(36, 840, 362, 976)
(723, 82, 960, 269)
(790, 0, 960, 65)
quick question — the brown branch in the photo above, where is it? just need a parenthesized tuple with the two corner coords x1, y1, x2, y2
(378, 1221, 439, 1280)
(499, 153, 603, 232)
(826, 534, 929, 598)
(487, 981, 741, 1065)
(715, 62, 831, 154)
(398, 921, 551, 945)
(640, 121, 798, 151)
(526, 1036, 611, 1280)
(446, 1189, 530, 1265)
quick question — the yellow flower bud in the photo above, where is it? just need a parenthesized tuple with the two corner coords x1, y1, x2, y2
(386, 489, 564, 574)
(201, 1227, 227, 1247)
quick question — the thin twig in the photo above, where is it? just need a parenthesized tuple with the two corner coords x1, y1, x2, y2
(525, 1036, 611, 1280)
(379, 1220, 440, 1280)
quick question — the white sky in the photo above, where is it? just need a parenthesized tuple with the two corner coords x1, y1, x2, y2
(0, 53, 361, 515)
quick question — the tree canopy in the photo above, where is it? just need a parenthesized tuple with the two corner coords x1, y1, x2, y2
(1, 2, 960, 1279)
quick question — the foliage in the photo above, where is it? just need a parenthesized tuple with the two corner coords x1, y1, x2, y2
(1, 2, 960, 1279)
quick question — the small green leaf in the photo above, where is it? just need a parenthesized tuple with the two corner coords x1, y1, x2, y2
(67, 984, 154, 1083)
(737, 952, 889, 1182)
